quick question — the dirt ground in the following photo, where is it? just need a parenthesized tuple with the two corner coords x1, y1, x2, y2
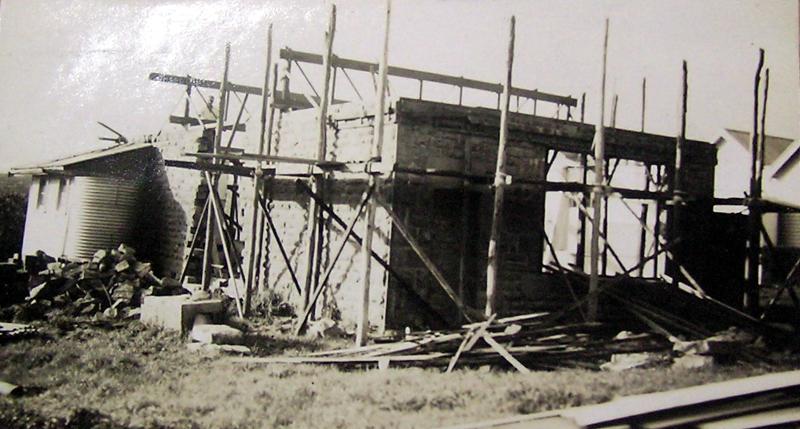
(0, 319, 796, 429)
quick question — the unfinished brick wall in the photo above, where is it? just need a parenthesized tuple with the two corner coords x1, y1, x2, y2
(384, 105, 548, 328)
(235, 105, 396, 332)
(147, 129, 207, 278)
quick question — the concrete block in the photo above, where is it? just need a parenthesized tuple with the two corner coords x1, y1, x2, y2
(190, 324, 244, 345)
(140, 295, 224, 333)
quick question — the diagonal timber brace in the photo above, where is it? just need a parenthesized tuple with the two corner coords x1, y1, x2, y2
(374, 193, 474, 323)
(295, 179, 448, 326)
(294, 184, 376, 335)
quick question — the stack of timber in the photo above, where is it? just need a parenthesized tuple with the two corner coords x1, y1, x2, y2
(234, 312, 673, 371)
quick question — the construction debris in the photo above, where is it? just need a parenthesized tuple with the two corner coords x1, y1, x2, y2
(0, 322, 37, 342)
(600, 352, 672, 371)
(186, 342, 251, 355)
(140, 295, 224, 333)
(190, 324, 244, 345)
(671, 354, 715, 370)
(306, 318, 347, 339)
(0, 381, 21, 397)
(234, 312, 673, 371)
(1, 244, 183, 323)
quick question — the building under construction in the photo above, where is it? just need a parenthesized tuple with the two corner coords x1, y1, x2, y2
(12, 7, 796, 344)
(143, 46, 724, 335)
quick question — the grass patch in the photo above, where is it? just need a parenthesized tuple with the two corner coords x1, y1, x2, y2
(0, 320, 795, 428)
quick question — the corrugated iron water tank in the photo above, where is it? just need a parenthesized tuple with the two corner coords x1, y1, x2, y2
(779, 213, 800, 248)
(63, 176, 140, 259)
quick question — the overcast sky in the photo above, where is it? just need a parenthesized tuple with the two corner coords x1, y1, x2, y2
(0, 0, 797, 171)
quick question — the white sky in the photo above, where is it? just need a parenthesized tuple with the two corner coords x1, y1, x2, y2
(0, 0, 797, 171)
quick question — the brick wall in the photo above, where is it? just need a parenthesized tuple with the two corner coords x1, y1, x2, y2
(236, 106, 396, 332)
(146, 129, 207, 278)
(385, 112, 548, 328)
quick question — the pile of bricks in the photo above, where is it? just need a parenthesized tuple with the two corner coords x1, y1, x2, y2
(4, 244, 182, 321)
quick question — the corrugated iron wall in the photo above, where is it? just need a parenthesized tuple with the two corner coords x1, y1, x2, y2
(62, 176, 139, 259)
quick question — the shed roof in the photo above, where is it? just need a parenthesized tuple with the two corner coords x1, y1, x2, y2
(9, 143, 152, 175)
(718, 129, 794, 166)
(768, 138, 800, 179)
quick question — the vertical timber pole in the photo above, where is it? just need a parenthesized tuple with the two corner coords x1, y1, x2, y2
(245, 23, 273, 315)
(580, 93, 586, 123)
(638, 78, 648, 276)
(641, 77, 647, 132)
(576, 92, 587, 269)
(588, 19, 609, 321)
(610, 94, 618, 128)
(485, 16, 515, 318)
(254, 64, 281, 297)
(653, 165, 662, 277)
(301, 5, 336, 315)
(671, 61, 688, 288)
(602, 94, 617, 275)
(356, 0, 391, 346)
(746, 49, 765, 314)
(202, 43, 231, 291)
(759, 69, 769, 189)
(184, 79, 192, 129)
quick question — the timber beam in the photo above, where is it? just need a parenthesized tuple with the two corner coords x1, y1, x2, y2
(150, 72, 346, 110)
(280, 48, 577, 107)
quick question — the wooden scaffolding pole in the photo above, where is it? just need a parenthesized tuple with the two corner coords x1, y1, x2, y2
(300, 5, 336, 315)
(641, 77, 647, 132)
(602, 94, 617, 275)
(588, 19, 609, 321)
(202, 43, 231, 290)
(205, 171, 244, 318)
(653, 165, 663, 277)
(759, 68, 769, 190)
(671, 60, 688, 288)
(356, 0, 391, 347)
(485, 15, 515, 318)
(746, 48, 765, 314)
(575, 93, 588, 270)
(244, 23, 273, 315)
(254, 64, 280, 294)
(638, 77, 648, 276)
(295, 185, 375, 335)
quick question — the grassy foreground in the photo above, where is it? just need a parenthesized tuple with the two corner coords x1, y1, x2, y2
(0, 321, 794, 429)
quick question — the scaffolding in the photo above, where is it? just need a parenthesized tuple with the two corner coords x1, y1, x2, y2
(148, 3, 798, 345)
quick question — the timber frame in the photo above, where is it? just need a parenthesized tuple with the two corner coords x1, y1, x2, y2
(148, 3, 797, 345)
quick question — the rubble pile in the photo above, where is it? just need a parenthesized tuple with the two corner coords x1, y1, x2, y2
(2, 244, 183, 322)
